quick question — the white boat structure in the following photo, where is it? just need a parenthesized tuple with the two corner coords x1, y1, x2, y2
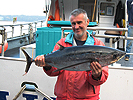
(0, 0, 133, 100)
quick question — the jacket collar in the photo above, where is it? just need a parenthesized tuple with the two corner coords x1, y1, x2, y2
(65, 32, 94, 45)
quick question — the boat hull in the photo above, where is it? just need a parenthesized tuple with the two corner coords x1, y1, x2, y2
(0, 57, 133, 100)
(0, 57, 57, 99)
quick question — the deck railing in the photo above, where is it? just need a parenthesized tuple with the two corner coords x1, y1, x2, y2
(0, 20, 46, 38)
(61, 27, 133, 56)
(0, 20, 46, 56)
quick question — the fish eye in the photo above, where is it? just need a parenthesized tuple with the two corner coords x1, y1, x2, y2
(113, 54, 117, 59)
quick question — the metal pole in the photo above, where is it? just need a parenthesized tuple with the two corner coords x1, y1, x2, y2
(61, 27, 130, 40)
(124, 0, 128, 52)
(92, 0, 97, 22)
(1, 32, 4, 56)
(61, 27, 128, 31)
(61, 29, 64, 38)
(35, 87, 53, 100)
(11, 26, 14, 38)
(20, 25, 23, 36)
(35, 22, 37, 32)
(28, 23, 33, 43)
(110, 38, 113, 47)
(41, 21, 43, 27)
(1, 28, 6, 56)
(13, 85, 26, 100)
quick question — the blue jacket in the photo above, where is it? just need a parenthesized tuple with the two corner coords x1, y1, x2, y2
(127, 0, 133, 24)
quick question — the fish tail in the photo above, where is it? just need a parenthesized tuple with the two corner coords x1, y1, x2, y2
(21, 48, 34, 76)
(23, 72, 27, 76)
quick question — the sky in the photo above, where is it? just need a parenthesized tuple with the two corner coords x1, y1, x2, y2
(0, 0, 46, 16)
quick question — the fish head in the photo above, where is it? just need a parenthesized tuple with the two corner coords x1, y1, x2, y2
(110, 50, 126, 64)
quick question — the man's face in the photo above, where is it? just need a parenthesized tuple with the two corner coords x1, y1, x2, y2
(70, 13, 89, 39)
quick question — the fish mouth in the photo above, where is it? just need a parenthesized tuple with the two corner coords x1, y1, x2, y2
(118, 55, 125, 61)
(110, 52, 126, 64)
(117, 54, 126, 61)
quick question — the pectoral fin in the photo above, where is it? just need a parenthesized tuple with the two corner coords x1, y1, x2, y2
(53, 60, 91, 72)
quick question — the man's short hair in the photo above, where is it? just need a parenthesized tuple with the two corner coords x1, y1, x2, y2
(69, 8, 88, 21)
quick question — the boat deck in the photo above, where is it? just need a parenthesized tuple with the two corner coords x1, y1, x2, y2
(117, 55, 133, 67)
(117, 45, 133, 67)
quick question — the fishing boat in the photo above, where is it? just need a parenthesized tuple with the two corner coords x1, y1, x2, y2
(0, 0, 133, 99)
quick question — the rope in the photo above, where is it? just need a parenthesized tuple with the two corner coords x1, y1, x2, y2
(32, 47, 34, 59)
(92, 0, 97, 22)
(13, 85, 26, 100)
(35, 87, 53, 100)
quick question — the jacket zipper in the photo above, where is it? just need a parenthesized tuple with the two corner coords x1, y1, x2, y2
(91, 85, 96, 94)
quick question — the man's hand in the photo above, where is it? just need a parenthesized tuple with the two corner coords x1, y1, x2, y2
(34, 55, 46, 67)
(90, 62, 103, 80)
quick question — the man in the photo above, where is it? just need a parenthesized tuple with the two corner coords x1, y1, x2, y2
(125, 0, 133, 61)
(35, 9, 108, 100)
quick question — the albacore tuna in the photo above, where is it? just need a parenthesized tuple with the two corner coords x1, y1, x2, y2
(21, 43, 126, 75)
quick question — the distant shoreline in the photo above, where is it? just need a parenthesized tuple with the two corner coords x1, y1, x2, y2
(0, 15, 46, 22)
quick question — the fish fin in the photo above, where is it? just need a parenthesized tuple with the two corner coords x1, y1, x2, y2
(53, 60, 91, 72)
(56, 43, 65, 50)
(53, 69, 61, 72)
(53, 65, 76, 72)
(23, 72, 27, 76)
(21, 48, 34, 75)
(21, 48, 31, 60)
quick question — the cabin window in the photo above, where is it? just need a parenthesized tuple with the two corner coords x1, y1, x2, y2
(100, 2, 115, 16)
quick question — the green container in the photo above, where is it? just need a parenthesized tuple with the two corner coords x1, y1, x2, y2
(36, 27, 61, 56)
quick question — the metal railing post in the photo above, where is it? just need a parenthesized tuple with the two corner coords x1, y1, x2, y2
(60, 27, 133, 56)
(41, 21, 43, 27)
(110, 38, 113, 47)
(61, 29, 64, 38)
(0, 27, 6, 56)
(28, 23, 33, 43)
(11, 26, 14, 38)
(20, 25, 23, 36)
(35, 22, 37, 32)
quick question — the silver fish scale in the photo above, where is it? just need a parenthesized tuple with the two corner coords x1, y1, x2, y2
(47, 51, 113, 70)
(65, 51, 110, 61)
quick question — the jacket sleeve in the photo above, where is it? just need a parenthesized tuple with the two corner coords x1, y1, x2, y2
(93, 36, 105, 46)
(87, 66, 108, 86)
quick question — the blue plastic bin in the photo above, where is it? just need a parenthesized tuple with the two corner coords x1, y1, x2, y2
(36, 27, 61, 56)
